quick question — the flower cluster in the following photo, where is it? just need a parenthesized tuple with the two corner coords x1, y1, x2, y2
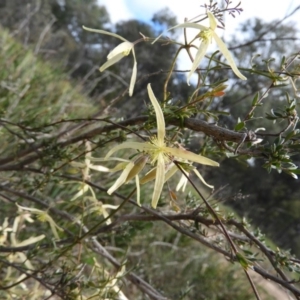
(81, 10, 248, 208)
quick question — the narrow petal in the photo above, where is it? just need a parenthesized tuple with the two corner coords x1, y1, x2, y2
(89, 165, 110, 172)
(176, 173, 188, 192)
(70, 184, 89, 201)
(207, 11, 217, 31)
(187, 39, 209, 85)
(125, 155, 148, 182)
(129, 49, 137, 96)
(107, 41, 133, 60)
(105, 142, 155, 159)
(107, 162, 129, 172)
(170, 22, 208, 31)
(164, 163, 178, 182)
(107, 162, 135, 194)
(11, 216, 20, 246)
(69, 161, 86, 168)
(102, 204, 119, 210)
(212, 32, 247, 80)
(16, 234, 45, 247)
(100, 53, 125, 72)
(16, 203, 43, 213)
(166, 147, 219, 166)
(49, 222, 61, 240)
(152, 23, 208, 44)
(90, 157, 129, 162)
(193, 168, 214, 188)
(152, 154, 165, 208)
(101, 207, 110, 224)
(147, 84, 165, 143)
(86, 160, 128, 173)
(135, 175, 141, 206)
(82, 26, 128, 42)
(140, 167, 157, 184)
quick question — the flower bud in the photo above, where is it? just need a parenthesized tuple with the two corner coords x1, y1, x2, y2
(125, 155, 148, 183)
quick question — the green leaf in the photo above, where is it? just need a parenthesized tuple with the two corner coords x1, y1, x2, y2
(289, 169, 300, 175)
(251, 92, 259, 106)
(234, 119, 245, 131)
(265, 113, 278, 120)
(236, 252, 250, 269)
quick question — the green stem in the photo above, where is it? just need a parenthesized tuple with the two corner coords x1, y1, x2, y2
(163, 46, 184, 102)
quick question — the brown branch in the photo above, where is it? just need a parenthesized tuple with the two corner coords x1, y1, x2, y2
(230, 220, 297, 286)
(0, 116, 259, 170)
(228, 5, 300, 51)
(2, 176, 300, 297)
(84, 178, 300, 298)
(253, 266, 300, 298)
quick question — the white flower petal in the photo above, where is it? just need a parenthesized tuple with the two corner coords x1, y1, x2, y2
(90, 157, 129, 162)
(101, 208, 110, 223)
(107, 162, 135, 194)
(176, 173, 188, 192)
(135, 175, 141, 206)
(16, 203, 43, 213)
(152, 23, 208, 44)
(169, 22, 208, 31)
(82, 26, 128, 42)
(100, 53, 125, 72)
(147, 84, 165, 143)
(70, 184, 89, 201)
(102, 204, 119, 210)
(212, 32, 247, 80)
(108, 162, 129, 172)
(49, 223, 61, 240)
(207, 11, 217, 31)
(105, 142, 155, 159)
(140, 167, 157, 185)
(107, 41, 133, 59)
(193, 168, 214, 189)
(164, 163, 178, 182)
(187, 39, 209, 85)
(166, 147, 219, 166)
(152, 154, 165, 208)
(126, 156, 148, 182)
(129, 49, 137, 96)
(15, 234, 45, 247)
(89, 165, 110, 172)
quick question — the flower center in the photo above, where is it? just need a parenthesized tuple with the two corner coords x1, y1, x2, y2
(199, 29, 212, 42)
(123, 49, 131, 56)
(147, 137, 172, 165)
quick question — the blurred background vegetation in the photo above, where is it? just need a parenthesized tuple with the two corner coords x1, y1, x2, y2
(0, 0, 299, 299)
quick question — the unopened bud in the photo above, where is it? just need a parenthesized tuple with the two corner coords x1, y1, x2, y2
(140, 168, 157, 184)
(125, 156, 148, 183)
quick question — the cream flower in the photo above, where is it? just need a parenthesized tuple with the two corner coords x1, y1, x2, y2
(154, 11, 246, 84)
(81, 155, 148, 206)
(16, 204, 63, 240)
(105, 84, 219, 208)
(105, 156, 148, 206)
(73, 151, 147, 207)
(83, 26, 137, 96)
(3, 215, 45, 285)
